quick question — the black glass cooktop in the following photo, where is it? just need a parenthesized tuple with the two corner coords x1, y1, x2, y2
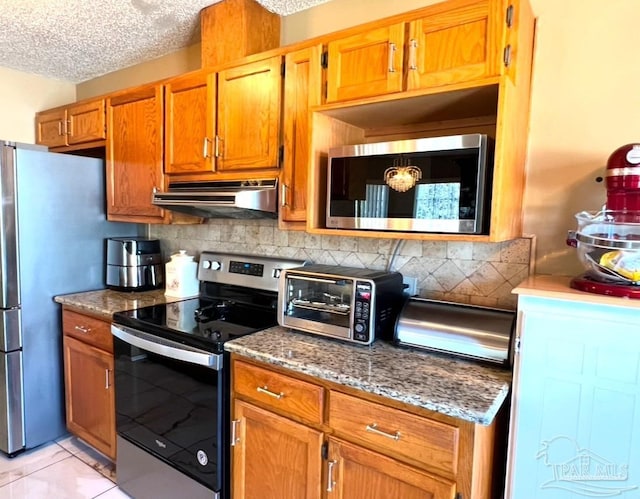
(113, 291, 278, 353)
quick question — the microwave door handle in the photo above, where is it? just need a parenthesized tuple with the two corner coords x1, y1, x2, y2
(288, 275, 340, 285)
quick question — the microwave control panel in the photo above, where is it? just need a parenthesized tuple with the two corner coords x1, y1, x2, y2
(354, 281, 372, 342)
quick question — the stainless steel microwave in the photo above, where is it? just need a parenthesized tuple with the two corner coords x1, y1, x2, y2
(326, 134, 493, 234)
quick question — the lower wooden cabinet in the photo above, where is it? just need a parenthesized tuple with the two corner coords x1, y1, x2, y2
(231, 356, 502, 499)
(232, 400, 323, 499)
(326, 437, 456, 499)
(62, 308, 116, 459)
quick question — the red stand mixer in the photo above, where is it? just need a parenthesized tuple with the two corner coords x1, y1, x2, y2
(568, 143, 640, 298)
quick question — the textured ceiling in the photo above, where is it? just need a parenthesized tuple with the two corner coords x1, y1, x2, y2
(0, 0, 331, 83)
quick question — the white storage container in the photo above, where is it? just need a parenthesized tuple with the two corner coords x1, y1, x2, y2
(164, 250, 199, 298)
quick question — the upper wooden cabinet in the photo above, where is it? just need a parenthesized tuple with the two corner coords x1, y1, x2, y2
(36, 98, 106, 150)
(408, 0, 500, 89)
(200, 0, 280, 68)
(106, 83, 167, 224)
(217, 56, 282, 172)
(164, 71, 215, 175)
(280, 45, 323, 227)
(308, 0, 535, 242)
(326, 23, 406, 103)
(325, 0, 503, 104)
(164, 56, 283, 181)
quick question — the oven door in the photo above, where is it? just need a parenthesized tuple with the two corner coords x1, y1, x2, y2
(111, 324, 228, 499)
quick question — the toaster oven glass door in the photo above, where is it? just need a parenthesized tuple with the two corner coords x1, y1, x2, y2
(283, 275, 354, 337)
(327, 144, 490, 234)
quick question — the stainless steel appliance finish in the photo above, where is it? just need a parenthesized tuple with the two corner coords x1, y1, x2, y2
(278, 264, 404, 345)
(117, 436, 218, 499)
(106, 237, 163, 291)
(395, 298, 515, 365)
(111, 251, 307, 499)
(0, 141, 138, 455)
(326, 133, 491, 234)
(152, 179, 278, 219)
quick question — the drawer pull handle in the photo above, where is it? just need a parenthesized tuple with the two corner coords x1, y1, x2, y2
(74, 325, 91, 334)
(326, 459, 337, 492)
(257, 385, 284, 399)
(365, 423, 401, 441)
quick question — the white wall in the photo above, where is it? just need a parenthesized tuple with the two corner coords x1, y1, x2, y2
(0, 66, 75, 143)
(522, 0, 640, 275)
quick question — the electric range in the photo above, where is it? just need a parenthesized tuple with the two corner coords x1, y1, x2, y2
(111, 251, 307, 499)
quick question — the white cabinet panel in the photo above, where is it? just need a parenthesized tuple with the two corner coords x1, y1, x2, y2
(507, 300, 640, 499)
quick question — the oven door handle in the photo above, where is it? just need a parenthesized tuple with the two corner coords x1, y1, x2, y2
(111, 324, 223, 370)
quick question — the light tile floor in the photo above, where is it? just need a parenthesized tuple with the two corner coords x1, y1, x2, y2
(0, 436, 129, 498)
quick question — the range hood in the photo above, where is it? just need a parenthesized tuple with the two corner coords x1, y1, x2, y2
(152, 179, 278, 219)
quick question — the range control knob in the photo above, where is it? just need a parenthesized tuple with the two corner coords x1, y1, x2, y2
(209, 261, 222, 271)
(202, 260, 212, 270)
(272, 268, 282, 278)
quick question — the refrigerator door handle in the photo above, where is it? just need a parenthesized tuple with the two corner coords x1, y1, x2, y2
(0, 144, 20, 314)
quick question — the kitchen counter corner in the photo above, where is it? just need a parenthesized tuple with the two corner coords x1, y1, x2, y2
(54, 288, 183, 319)
(225, 326, 512, 425)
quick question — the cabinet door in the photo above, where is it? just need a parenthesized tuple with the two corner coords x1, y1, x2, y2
(67, 99, 106, 145)
(164, 72, 215, 175)
(326, 437, 456, 499)
(63, 335, 115, 460)
(326, 23, 405, 103)
(35, 108, 67, 147)
(506, 305, 640, 498)
(217, 56, 282, 172)
(232, 400, 322, 499)
(106, 84, 166, 223)
(407, 0, 499, 90)
(280, 45, 322, 224)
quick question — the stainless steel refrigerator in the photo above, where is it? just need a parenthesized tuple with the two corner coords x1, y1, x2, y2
(0, 141, 138, 455)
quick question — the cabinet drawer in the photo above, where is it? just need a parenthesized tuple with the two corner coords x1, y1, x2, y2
(329, 391, 459, 476)
(62, 310, 113, 353)
(232, 360, 324, 424)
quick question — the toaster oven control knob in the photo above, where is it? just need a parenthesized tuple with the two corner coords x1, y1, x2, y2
(355, 323, 365, 333)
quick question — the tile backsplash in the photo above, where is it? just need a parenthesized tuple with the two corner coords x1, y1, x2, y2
(150, 220, 533, 310)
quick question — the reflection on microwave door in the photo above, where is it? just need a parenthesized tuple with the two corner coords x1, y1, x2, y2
(326, 133, 493, 234)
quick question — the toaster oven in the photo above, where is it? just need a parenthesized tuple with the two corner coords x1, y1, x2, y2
(277, 265, 405, 345)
